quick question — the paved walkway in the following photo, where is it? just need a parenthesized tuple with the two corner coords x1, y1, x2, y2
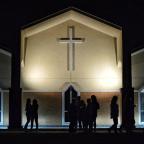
(0, 128, 143, 133)
(0, 129, 143, 144)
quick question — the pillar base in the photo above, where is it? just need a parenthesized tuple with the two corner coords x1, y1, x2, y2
(121, 87, 135, 131)
(9, 88, 22, 130)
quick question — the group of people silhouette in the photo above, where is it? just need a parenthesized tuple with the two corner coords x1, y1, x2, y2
(68, 95, 100, 132)
(68, 95, 119, 133)
(24, 98, 39, 130)
(24, 95, 119, 133)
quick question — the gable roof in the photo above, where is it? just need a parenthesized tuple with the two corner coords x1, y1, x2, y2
(131, 45, 144, 54)
(21, 7, 122, 38)
(22, 7, 122, 30)
(0, 45, 11, 56)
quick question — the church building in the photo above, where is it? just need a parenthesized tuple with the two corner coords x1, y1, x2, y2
(1, 7, 140, 129)
(20, 8, 122, 127)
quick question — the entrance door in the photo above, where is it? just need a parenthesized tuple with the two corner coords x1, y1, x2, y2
(64, 86, 78, 123)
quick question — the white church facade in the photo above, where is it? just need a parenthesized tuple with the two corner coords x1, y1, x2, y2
(7, 7, 144, 130)
(20, 8, 122, 127)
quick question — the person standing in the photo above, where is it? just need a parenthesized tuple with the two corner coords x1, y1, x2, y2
(68, 98, 78, 132)
(85, 98, 92, 132)
(31, 99, 39, 130)
(91, 95, 100, 132)
(108, 96, 119, 133)
(24, 98, 32, 130)
(79, 100, 86, 131)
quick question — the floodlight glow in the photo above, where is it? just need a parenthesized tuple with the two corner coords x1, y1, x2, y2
(96, 67, 121, 89)
(22, 66, 47, 89)
(28, 67, 45, 82)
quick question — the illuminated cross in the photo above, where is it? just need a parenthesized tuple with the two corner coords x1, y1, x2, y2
(58, 26, 85, 71)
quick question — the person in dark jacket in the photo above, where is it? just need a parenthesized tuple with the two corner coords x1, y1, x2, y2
(79, 100, 86, 130)
(68, 98, 78, 132)
(90, 95, 100, 132)
(108, 96, 119, 133)
(24, 98, 32, 130)
(85, 98, 92, 132)
(31, 99, 39, 130)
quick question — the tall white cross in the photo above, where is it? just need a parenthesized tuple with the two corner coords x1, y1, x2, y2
(58, 26, 85, 71)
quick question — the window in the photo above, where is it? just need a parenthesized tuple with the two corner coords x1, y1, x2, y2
(0, 92, 1, 122)
(62, 85, 78, 125)
(64, 86, 78, 122)
(139, 92, 144, 123)
(0, 90, 3, 124)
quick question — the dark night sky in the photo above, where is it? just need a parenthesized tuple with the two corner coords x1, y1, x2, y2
(0, 0, 144, 52)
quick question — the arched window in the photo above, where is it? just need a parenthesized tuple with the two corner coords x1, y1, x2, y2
(64, 86, 78, 122)
(62, 83, 80, 125)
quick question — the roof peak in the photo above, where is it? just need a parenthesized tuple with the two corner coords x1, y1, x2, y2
(22, 7, 121, 30)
